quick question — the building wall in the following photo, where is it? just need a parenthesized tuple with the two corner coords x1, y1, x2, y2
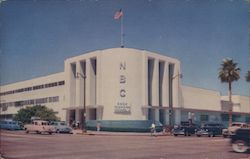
(182, 85, 221, 111)
(0, 72, 66, 120)
(221, 95, 250, 113)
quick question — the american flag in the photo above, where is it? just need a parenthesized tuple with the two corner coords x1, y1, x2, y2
(114, 9, 123, 20)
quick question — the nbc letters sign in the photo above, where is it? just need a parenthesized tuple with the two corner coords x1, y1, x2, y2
(114, 62, 131, 114)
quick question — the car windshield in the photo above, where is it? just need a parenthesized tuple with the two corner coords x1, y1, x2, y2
(204, 124, 218, 127)
(6, 121, 18, 125)
(232, 123, 242, 127)
(60, 122, 66, 126)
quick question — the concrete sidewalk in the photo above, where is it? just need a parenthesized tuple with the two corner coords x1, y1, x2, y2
(72, 129, 171, 136)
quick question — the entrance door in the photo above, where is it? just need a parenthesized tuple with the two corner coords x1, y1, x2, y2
(89, 108, 97, 120)
(69, 110, 76, 125)
(159, 109, 165, 124)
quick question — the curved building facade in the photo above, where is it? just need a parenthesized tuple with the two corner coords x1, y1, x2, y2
(64, 48, 181, 128)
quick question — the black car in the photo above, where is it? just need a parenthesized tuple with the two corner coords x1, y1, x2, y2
(196, 123, 224, 137)
(231, 128, 250, 153)
(173, 122, 198, 136)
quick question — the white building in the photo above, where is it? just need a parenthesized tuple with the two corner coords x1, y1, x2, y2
(1, 48, 249, 130)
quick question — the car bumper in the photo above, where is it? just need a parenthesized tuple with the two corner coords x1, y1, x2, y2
(196, 131, 210, 136)
(58, 129, 72, 133)
(173, 131, 185, 135)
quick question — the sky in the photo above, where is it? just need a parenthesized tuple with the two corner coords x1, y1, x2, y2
(0, 0, 249, 96)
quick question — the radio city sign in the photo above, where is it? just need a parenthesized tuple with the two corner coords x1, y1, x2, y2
(114, 62, 131, 114)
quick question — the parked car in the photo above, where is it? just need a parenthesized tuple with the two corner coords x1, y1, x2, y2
(51, 121, 72, 134)
(0, 119, 22, 130)
(231, 128, 250, 153)
(173, 122, 198, 136)
(24, 120, 55, 134)
(196, 123, 224, 137)
(222, 122, 249, 138)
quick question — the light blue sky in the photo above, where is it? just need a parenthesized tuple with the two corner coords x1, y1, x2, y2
(0, 0, 249, 96)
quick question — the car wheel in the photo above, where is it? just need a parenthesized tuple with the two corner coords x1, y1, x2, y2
(223, 135, 227, 138)
(26, 130, 29, 134)
(208, 133, 213, 137)
(232, 140, 248, 153)
(174, 134, 177, 136)
(49, 132, 52, 135)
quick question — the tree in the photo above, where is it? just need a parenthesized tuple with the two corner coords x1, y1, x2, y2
(14, 105, 59, 124)
(218, 58, 240, 126)
(246, 71, 250, 82)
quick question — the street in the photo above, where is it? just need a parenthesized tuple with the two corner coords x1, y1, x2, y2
(0, 131, 249, 159)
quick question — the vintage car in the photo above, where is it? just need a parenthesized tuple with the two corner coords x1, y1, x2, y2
(24, 120, 55, 134)
(196, 123, 224, 137)
(0, 119, 22, 130)
(51, 121, 72, 133)
(222, 122, 249, 138)
(231, 128, 250, 153)
(172, 122, 198, 136)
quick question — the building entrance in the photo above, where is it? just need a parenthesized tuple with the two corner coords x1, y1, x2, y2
(66, 107, 98, 129)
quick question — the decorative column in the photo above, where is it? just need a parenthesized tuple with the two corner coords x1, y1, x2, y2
(96, 55, 102, 107)
(75, 61, 81, 107)
(152, 59, 159, 121)
(85, 59, 91, 106)
(162, 61, 169, 107)
(141, 54, 148, 120)
(66, 110, 70, 125)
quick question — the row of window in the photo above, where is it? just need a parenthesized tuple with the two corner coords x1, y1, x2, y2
(0, 96, 59, 109)
(0, 81, 65, 96)
(200, 114, 242, 122)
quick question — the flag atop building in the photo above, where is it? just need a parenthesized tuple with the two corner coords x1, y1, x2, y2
(114, 9, 123, 20)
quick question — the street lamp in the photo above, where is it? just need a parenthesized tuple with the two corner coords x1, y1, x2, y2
(169, 73, 182, 126)
(76, 72, 87, 133)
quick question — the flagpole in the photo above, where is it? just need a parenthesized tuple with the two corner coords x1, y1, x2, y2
(120, 11, 124, 48)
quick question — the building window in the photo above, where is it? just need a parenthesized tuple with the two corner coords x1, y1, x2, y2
(221, 114, 229, 121)
(2, 105, 8, 111)
(35, 98, 48, 104)
(0, 96, 59, 108)
(24, 87, 32, 91)
(33, 85, 44, 90)
(0, 80, 64, 97)
(233, 114, 241, 122)
(200, 114, 209, 122)
(246, 116, 250, 123)
(45, 82, 58, 88)
(14, 101, 22, 107)
(58, 81, 65, 85)
(49, 96, 59, 103)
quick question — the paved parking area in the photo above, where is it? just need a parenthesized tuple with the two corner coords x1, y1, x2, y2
(0, 130, 249, 159)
